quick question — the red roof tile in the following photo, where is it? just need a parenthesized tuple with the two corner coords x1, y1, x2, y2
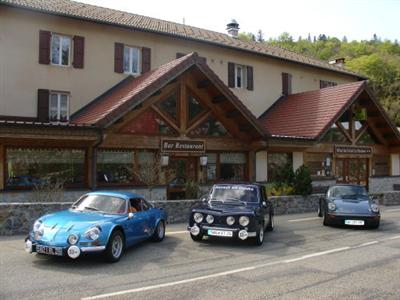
(258, 81, 366, 139)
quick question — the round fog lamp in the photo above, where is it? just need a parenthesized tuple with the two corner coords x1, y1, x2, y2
(226, 216, 235, 226)
(25, 239, 33, 253)
(67, 245, 81, 259)
(68, 234, 79, 245)
(190, 225, 200, 236)
(206, 215, 214, 224)
(238, 230, 248, 240)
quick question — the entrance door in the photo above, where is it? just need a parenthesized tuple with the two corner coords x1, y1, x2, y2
(167, 157, 197, 200)
(335, 158, 369, 186)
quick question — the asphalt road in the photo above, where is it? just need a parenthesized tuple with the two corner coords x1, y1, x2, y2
(1, 207, 400, 300)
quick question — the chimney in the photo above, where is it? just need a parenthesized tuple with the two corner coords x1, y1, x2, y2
(329, 58, 345, 68)
(226, 19, 239, 38)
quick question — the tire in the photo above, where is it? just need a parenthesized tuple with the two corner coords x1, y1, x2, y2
(190, 233, 203, 242)
(266, 213, 274, 232)
(317, 200, 323, 217)
(322, 211, 329, 226)
(152, 221, 165, 242)
(254, 222, 265, 246)
(104, 230, 125, 263)
(369, 221, 380, 229)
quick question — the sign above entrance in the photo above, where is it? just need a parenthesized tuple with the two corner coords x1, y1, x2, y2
(335, 146, 372, 156)
(161, 139, 205, 153)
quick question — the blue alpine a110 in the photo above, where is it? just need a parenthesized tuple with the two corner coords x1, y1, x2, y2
(25, 191, 167, 262)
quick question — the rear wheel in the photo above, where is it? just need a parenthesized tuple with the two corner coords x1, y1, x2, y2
(317, 200, 323, 217)
(254, 222, 265, 246)
(104, 230, 124, 263)
(152, 221, 165, 242)
(266, 213, 274, 231)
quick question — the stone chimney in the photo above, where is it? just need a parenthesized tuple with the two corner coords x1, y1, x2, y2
(226, 19, 240, 38)
(329, 58, 345, 68)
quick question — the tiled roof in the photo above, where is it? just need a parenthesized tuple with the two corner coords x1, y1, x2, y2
(258, 81, 366, 139)
(71, 52, 266, 137)
(1, 0, 363, 78)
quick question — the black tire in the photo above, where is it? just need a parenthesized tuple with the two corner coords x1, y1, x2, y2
(322, 211, 329, 226)
(254, 222, 265, 246)
(266, 213, 274, 232)
(369, 221, 380, 229)
(317, 200, 323, 217)
(104, 230, 125, 263)
(190, 233, 203, 242)
(152, 220, 165, 242)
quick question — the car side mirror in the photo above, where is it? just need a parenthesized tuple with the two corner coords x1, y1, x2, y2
(128, 212, 134, 219)
(262, 201, 267, 207)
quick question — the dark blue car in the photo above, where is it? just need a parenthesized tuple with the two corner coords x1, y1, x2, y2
(25, 191, 167, 262)
(318, 184, 380, 228)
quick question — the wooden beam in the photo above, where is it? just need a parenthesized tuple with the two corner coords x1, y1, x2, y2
(367, 120, 389, 146)
(354, 123, 369, 144)
(179, 75, 188, 133)
(0, 144, 4, 191)
(226, 110, 240, 118)
(239, 124, 252, 132)
(151, 104, 181, 133)
(197, 80, 211, 89)
(111, 82, 179, 132)
(212, 95, 226, 104)
(349, 104, 355, 141)
(186, 110, 212, 133)
(335, 121, 352, 143)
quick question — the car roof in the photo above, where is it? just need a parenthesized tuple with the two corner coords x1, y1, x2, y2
(330, 184, 365, 188)
(85, 191, 145, 200)
(213, 183, 262, 188)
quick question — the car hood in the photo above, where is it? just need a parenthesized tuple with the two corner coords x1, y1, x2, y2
(193, 202, 256, 215)
(331, 198, 372, 214)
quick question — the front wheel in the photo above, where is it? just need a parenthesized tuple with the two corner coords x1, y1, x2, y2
(254, 222, 265, 246)
(369, 221, 380, 229)
(322, 211, 330, 226)
(190, 233, 203, 242)
(104, 230, 124, 263)
(152, 221, 165, 242)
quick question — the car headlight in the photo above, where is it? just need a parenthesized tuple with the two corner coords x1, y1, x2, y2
(371, 203, 379, 213)
(206, 214, 214, 224)
(239, 216, 250, 226)
(68, 233, 79, 245)
(193, 213, 204, 223)
(33, 220, 43, 232)
(328, 202, 336, 211)
(85, 227, 101, 241)
(226, 216, 235, 225)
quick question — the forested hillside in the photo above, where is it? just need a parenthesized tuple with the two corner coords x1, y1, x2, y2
(239, 32, 400, 125)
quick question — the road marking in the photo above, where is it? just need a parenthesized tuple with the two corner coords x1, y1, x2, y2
(166, 230, 187, 235)
(357, 241, 378, 247)
(81, 246, 350, 300)
(383, 234, 400, 241)
(288, 217, 320, 223)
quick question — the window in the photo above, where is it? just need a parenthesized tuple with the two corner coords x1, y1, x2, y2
(123, 46, 141, 74)
(220, 152, 247, 181)
(267, 153, 293, 182)
(372, 155, 389, 176)
(320, 80, 337, 89)
(189, 116, 229, 137)
(51, 34, 71, 66)
(6, 148, 85, 188)
(157, 93, 178, 121)
(200, 153, 217, 184)
(304, 153, 333, 177)
(235, 64, 246, 89)
(97, 150, 135, 185)
(49, 92, 69, 122)
(188, 95, 205, 122)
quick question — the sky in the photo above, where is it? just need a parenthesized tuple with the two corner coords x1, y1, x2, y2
(79, 0, 400, 41)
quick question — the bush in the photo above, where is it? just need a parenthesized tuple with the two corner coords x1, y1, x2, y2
(294, 165, 313, 196)
(185, 180, 200, 199)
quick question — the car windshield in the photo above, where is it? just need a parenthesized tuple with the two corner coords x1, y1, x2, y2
(328, 186, 368, 200)
(209, 185, 258, 204)
(72, 194, 127, 214)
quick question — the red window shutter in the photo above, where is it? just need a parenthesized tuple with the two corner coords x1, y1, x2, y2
(247, 66, 254, 91)
(114, 42, 124, 73)
(72, 36, 85, 69)
(39, 30, 51, 65)
(37, 89, 49, 122)
(141, 47, 151, 74)
(228, 62, 235, 88)
(282, 72, 292, 95)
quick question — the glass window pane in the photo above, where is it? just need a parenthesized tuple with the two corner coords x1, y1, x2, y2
(6, 148, 85, 188)
(188, 95, 205, 121)
(189, 116, 229, 137)
(51, 35, 60, 64)
(131, 48, 139, 74)
(321, 124, 350, 144)
(267, 152, 293, 182)
(236, 66, 242, 88)
(123, 47, 130, 72)
(157, 93, 177, 121)
(220, 152, 246, 181)
(59, 94, 68, 121)
(61, 36, 70, 65)
(49, 94, 59, 121)
(97, 150, 134, 184)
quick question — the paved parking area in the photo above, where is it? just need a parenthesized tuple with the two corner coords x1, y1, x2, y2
(1, 207, 400, 300)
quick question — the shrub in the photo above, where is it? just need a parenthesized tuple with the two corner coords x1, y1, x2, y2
(294, 165, 313, 196)
(185, 180, 200, 199)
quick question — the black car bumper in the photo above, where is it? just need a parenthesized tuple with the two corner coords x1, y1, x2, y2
(325, 214, 380, 227)
(187, 224, 257, 240)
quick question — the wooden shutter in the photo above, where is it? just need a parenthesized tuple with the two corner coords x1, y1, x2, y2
(282, 72, 292, 95)
(228, 62, 235, 88)
(114, 42, 124, 73)
(141, 47, 151, 74)
(39, 30, 51, 65)
(37, 89, 49, 122)
(247, 66, 254, 91)
(72, 35, 85, 69)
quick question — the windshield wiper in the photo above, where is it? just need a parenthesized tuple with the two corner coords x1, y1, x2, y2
(84, 206, 100, 212)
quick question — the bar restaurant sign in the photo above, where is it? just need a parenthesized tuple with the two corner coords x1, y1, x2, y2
(161, 139, 205, 153)
(335, 146, 372, 155)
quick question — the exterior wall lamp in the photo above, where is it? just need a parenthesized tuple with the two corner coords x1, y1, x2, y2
(160, 154, 169, 167)
(199, 155, 208, 167)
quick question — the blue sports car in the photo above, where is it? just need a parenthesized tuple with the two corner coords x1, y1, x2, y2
(25, 191, 167, 262)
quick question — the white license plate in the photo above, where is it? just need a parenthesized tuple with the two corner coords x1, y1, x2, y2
(36, 245, 63, 256)
(344, 220, 365, 226)
(207, 229, 233, 237)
